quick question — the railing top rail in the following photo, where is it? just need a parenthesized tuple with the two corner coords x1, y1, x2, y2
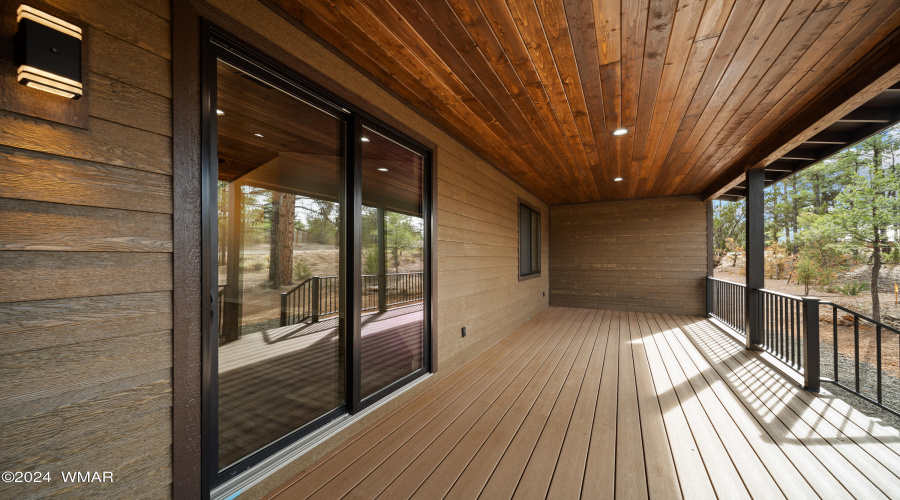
(282, 277, 315, 295)
(758, 288, 804, 302)
(819, 301, 900, 334)
(384, 271, 424, 276)
(706, 276, 746, 288)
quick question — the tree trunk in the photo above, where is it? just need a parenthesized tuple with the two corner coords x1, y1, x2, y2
(872, 227, 882, 322)
(812, 172, 822, 211)
(791, 176, 799, 253)
(269, 192, 296, 287)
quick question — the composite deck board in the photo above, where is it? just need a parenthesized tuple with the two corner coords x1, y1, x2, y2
(373, 310, 596, 499)
(350, 308, 589, 498)
(422, 310, 595, 499)
(269, 307, 900, 499)
(295, 307, 572, 498)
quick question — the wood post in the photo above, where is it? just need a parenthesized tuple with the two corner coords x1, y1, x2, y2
(377, 205, 387, 313)
(311, 276, 320, 323)
(803, 296, 821, 392)
(222, 181, 243, 342)
(745, 168, 764, 348)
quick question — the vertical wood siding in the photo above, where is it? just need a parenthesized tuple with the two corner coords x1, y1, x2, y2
(0, 1, 173, 498)
(550, 196, 708, 315)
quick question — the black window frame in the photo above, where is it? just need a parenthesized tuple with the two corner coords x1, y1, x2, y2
(200, 22, 433, 493)
(518, 201, 541, 279)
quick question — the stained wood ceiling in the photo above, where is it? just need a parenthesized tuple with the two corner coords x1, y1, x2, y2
(268, 0, 900, 205)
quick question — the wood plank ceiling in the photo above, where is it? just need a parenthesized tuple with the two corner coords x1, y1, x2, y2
(267, 0, 900, 205)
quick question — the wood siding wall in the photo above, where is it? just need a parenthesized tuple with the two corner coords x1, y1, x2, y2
(550, 196, 708, 315)
(0, 1, 174, 499)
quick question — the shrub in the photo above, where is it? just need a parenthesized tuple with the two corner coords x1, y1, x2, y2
(886, 247, 900, 265)
(765, 243, 792, 279)
(294, 257, 312, 281)
(838, 282, 869, 296)
(795, 256, 818, 296)
(363, 248, 379, 275)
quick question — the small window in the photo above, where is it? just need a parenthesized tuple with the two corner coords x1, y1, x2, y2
(519, 203, 541, 277)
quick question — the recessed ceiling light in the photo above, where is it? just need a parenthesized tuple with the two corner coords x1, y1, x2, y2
(216, 109, 224, 116)
(377, 167, 388, 172)
(361, 137, 370, 142)
(612, 128, 628, 136)
(254, 133, 263, 137)
(614, 177, 623, 182)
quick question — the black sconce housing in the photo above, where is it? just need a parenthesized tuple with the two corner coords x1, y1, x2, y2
(15, 5, 82, 98)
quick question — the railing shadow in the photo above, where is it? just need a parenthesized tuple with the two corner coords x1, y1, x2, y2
(667, 315, 900, 447)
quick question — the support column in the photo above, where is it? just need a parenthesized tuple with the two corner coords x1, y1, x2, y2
(223, 181, 243, 343)
(802, 296, 821, 391)
(745, 168, 765, 348)
(706, 201, 714, 317)
(377, 205, 387, 313)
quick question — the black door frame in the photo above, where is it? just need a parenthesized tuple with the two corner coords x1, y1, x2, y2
(199, 21, 433, 493)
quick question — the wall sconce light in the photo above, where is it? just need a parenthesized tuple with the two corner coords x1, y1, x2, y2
(15, 5, 82, 99)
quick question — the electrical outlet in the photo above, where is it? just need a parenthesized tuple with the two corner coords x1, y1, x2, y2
(461, 326, 467, 338)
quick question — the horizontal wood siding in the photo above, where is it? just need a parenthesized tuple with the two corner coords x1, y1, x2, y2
(550, 196, 707, 315)
(435, 149, 549, 369)
(0, 1, 173, 498)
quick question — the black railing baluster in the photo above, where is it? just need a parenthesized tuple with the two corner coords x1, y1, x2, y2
(877, 324, 882, 404)
(794, 302, 803, 368)
(854, 315, 860, 393)
(833, 306, 838, 384)
(782, 296, 787, 360)
(777, 296, 782, 359)
(730, 282, 734, 328)
(791, 300, 797, 367)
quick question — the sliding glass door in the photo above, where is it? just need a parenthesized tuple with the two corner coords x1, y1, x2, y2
(359, 127, 426, 399)
(213, 58, 346, 472)
(204, 32, 431, 489)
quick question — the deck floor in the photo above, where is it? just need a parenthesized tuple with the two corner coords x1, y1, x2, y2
(266, 307, 900, 499)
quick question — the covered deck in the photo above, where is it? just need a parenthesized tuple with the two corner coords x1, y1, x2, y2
(267, 307, 900, 499)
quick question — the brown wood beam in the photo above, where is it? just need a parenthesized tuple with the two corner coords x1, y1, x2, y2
(702, 26, 900, 201)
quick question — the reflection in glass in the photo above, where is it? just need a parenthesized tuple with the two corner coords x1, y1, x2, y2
(531, 211, 540, 272)
(215, 60, 344, 470)
(359, 128, 425, 398)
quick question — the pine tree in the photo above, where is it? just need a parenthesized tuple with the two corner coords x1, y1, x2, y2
(811, 133, 900, 321)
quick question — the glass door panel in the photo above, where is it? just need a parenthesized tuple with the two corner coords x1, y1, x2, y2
(215, 60, 345, 470)
(359, 127, 426, 399)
